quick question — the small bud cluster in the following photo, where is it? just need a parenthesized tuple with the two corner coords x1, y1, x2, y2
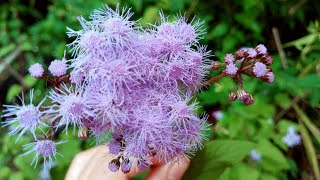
(212, 44, 274, 105)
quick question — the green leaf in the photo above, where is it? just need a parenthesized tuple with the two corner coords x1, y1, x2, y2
(283, 33, 318, 50)
(6, 84, 23, 103)
(183, 140, 255, 180)
(256, 140, 289, 172)
(274, 93, 291, 109)
(218, 163, 260, 180)
(9, 172, 24, 180)
(140, 7, 159, 26)
(0, 167, 11, 179)
(23, 75, 38, 88)
(0, 43, 16, 58)
(209, 23, 228, 38)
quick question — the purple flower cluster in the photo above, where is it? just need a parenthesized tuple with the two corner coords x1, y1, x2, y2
(2, 5, 210, 171)
(1, 5, 275, 172)
(62, 6, 210, 172)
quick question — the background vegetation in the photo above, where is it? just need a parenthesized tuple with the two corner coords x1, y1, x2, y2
(0, 0, 319, 179)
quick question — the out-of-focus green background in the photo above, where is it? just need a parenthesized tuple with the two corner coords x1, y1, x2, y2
(0, 0, 319, 179)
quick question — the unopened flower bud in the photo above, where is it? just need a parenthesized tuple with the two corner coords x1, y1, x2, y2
(121, 159, 132, 174)
(255, 44, 267, 55)
(224, 54, 235, 64)
(108, 158, 121, 172)
(29, 63, 44, 78)
(235, 49, 245, 59)
(137, 160, 149, 171)
(261, 70, 274, 83)
(246, 48, 257, 59)
(226, 63, 238, 75)
(262, 56, 273, 66)
(236, 88, 250, 101)
(211, 61, 221, 70)
(48, 60, 67, 77)
(253, 62, 267, 77)
(244, 94, 254, 105)
(228, 92, 237, 101)
(78, 126, 89, 140)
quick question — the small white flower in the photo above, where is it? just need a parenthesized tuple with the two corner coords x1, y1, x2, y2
(282, 126, 301, 147)
(249, 149, 261, 162)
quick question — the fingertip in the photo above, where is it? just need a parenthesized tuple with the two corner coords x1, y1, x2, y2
(167, 156, 190, 180)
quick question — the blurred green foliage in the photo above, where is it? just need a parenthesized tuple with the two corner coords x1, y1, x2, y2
(0, 0, 319, 179)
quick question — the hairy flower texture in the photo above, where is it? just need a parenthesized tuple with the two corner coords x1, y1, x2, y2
(48, 60, 67, 77)
(253, 62, 267, 77)
(224, 54, 235, 64)
(47, 84, 89, 132)
(108, 139, 122, 155)
(256, 44, 267, 55)
(70, 70, 84, 84)
(22, 140, 65, 168)
(226, 63, 238, 75)
(1, 90, 46, 141)
(29, 63, 44, 78)
(282, 126, 301, 147)
(246, 48, 257, 58)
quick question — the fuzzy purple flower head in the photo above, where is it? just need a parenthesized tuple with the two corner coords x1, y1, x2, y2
(29, 63, 44, 78)
(1, 4, 275, 172)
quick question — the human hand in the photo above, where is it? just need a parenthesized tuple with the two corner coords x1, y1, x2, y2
(65, 145, 190, 180)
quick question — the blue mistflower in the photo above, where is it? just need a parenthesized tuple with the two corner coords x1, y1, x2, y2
(1, 90, 46, 141)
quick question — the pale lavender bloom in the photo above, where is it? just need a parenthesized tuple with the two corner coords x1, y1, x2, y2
(22, 140, 65, 168)
(47, 84, 89, 132)
(256, 44, 267, 55)
(1, 90, 46, 141)
(253, 62, 267, 77)
(249, 149, 261, 162)
(282, 126, 301, 147)
(246, 48, 257, 58)
(224, 54, 235, 64)
(226, 63, 238, 75)
(48, 60, 67, 77)
(29, 63, 44, 78)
